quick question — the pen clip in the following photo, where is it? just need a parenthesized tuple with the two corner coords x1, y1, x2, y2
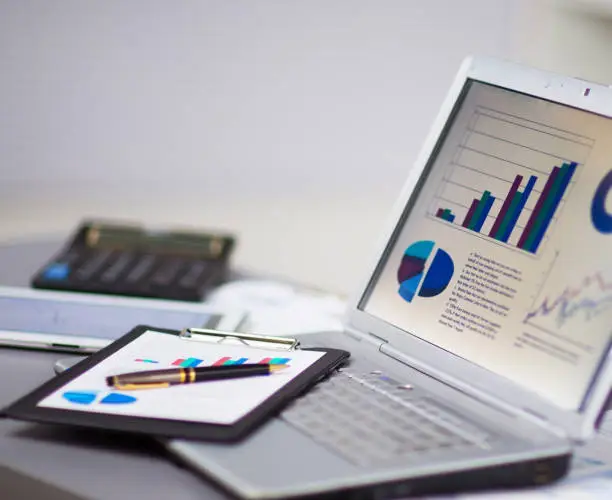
(179, 328, 300, 351)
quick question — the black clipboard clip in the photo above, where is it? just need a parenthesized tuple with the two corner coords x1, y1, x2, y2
(179, 328, 300, 351)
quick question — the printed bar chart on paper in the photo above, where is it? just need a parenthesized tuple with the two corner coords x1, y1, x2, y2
(212, 356, 291, 366)
(172, 357, 204, 368)
(212, 356, 249, 366)
(170, 356, 293, 367)
(430, 106, 593, 254)
(258, 357, 292, 365)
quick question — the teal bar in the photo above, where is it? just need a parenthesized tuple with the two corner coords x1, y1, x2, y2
(527, 162, 576, 252)
(270, 357, 291, 365)
(523, 163, 570, 250)
(494, 191, 522, 240)
(468, 191, 491, 230)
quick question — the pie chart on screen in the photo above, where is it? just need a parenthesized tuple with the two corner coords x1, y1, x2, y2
(397, 240, 454, 302)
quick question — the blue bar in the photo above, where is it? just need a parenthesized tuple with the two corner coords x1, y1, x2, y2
(472, 196, 495, 232)
(528, 162, 577, 252)
(468, 191, 492, 231)
(233, 358, 248, 365)
(447, 214, 455, 223)
(499, 175, 537, 243)
(184, 357, 203, 368)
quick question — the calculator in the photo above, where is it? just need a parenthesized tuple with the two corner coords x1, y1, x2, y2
(31, 220, 236, 302)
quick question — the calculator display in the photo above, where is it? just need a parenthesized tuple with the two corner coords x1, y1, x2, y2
(85, 224, 230, 259)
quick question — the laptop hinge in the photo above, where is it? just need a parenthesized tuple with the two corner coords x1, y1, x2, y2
(343, 326, 388, 350)
(381, 343, 566, 436)
(367, 331, 389, 346)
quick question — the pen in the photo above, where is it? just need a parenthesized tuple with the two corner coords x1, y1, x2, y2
(106, 363, 288, 390)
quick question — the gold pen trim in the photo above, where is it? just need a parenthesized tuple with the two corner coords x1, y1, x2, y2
(112, 382, 171, 390)
(179, 368, 186, 384)
(188, 368, 196, 383)
(268, 364, 289, 372)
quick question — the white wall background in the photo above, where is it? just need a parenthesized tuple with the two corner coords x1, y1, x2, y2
(2, 0, 607, 294)
(515, 0, 612, 85)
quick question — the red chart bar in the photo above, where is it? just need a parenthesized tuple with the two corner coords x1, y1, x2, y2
(172, 358, 185, 366)
(488, 175, 523, 237)
(435, 208, 444, 217)
(462, 199, 480, 228)
(212, 356, 231, 367)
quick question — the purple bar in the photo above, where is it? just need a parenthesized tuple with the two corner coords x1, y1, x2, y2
(518, 166, 560, 248)
(488, 175, 523, 237)
(462, 199, 480, 228)
(435, 208, 444, 218)
(527, 162, 576, 253)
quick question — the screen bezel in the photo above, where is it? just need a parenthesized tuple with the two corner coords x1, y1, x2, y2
(344, 56, 612, 441)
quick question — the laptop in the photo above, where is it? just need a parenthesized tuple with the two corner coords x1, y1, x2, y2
(167, 56, 612, 499)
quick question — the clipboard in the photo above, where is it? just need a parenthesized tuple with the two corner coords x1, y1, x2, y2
(1, 325, 350, 442)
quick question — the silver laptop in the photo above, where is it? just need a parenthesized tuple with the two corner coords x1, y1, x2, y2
(167, 56, 612, 499)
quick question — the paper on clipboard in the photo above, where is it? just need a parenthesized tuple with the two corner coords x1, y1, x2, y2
(37, 329, 325, 425)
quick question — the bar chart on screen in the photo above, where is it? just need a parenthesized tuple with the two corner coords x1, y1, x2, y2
(429, 106, 594, 255)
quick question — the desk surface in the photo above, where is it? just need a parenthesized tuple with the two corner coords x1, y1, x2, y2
(0, 239, 237, 500)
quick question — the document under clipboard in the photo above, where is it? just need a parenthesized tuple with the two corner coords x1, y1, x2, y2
(2, 325, 349, 442)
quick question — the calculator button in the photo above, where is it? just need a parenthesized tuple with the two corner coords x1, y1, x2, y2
(150, 259, 184, 287)
(74, 250, 114, 280)
(42, 262, 70, 281)
(100, 252, 134, 283)
(178, 261, 210, 288)
(124, 254, 157, 284)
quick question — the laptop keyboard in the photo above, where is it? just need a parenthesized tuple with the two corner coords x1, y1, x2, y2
(281, 368, 493, 467)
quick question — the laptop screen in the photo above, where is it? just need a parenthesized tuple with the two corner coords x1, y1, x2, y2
(360, 80, 612, 411)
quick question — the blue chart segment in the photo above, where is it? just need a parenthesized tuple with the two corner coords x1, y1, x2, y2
(430, 106, 593, 255)
(420, 248, 454, 297)
(591, 170, 612, 234)
(397, 240, 433, 302)
(100, 393, 137, 405)
(62, 391, 137, 405)
(62, 391, 97, 405)
(397, 240, 454, 302)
